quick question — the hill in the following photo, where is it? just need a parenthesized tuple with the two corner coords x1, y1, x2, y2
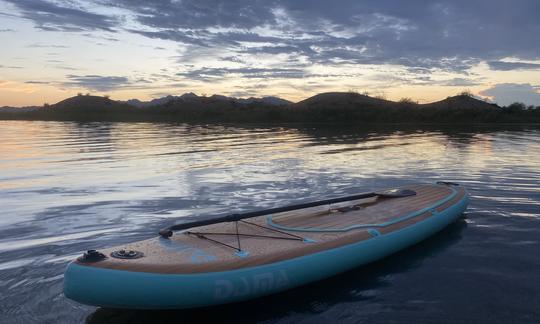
(294, 92, 395, 109)
(422, 95, 501, 110)
(51, 95, 130, 111)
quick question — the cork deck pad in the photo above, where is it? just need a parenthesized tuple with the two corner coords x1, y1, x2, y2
(78, 184, 465, 274)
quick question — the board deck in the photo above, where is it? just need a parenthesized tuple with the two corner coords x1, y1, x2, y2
(77, 183, 466, 274)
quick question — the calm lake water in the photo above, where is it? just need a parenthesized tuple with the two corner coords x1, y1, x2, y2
(1, 121, 539, 323)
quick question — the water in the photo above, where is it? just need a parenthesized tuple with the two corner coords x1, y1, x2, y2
(0, 121, 539, 323)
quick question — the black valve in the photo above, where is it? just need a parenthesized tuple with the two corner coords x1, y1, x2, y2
(77, 249, 107, 263)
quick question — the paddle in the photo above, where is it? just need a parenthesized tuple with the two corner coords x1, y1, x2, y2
(159, 188, 416, 238)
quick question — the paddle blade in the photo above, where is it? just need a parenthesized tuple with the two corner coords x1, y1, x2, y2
(375, 188, 416, 198)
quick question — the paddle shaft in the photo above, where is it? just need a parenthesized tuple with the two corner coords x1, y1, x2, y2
(159, 191, 380, 237)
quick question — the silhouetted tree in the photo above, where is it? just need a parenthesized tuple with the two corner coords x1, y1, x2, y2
(459, 90, 473, 97)
(505, 102, 526, 114)
(399, 97, 416, 104)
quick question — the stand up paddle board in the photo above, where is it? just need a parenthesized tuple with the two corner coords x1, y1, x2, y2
(64, 182, 468, 309)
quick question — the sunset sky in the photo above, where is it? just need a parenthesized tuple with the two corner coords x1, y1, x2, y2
(1, 0, 539, 107)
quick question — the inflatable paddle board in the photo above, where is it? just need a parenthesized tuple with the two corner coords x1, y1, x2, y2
(64, 182, 468, 309)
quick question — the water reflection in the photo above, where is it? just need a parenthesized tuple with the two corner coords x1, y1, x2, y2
(0, 121, 539, 323)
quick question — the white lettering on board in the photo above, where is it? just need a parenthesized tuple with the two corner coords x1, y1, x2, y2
(213, 270, 290, 300)
(214, 280, 234, 299)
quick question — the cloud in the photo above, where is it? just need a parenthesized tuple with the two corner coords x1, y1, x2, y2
(98, 0, 540, 73)
(4, 0, 117, 32)
(0, 28, 15, 32)
(487, 61, 540, 71)
(25, 81, 50, 84)
(105, 0, 276, 30)
(7, 1, 540, 72)
(27, 43, 68, 48)
(176, 67, 306, 81)
(175, 66, 358, 81)
(128, 29, 209, 47)
(62, 75, 130, 91)
(0, 65, 23, 69)
(438, 78, 483, 87)
(480, 83, 540, 106)
(5, 0, 540, 89)
(60, 75, 189, 92)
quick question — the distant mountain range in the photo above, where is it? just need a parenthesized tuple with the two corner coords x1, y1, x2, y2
(1, 92, 538, 123)
(120, 93, 292, 108)
(0, 106, 39, 113)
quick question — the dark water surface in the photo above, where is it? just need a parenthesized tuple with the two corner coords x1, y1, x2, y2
(1, 121, 539, 323)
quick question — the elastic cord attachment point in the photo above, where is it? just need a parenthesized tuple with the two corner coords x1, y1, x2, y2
(159, 229, 173, 238)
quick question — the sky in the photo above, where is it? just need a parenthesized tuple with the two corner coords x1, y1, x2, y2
(1, 0, 539, 107)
